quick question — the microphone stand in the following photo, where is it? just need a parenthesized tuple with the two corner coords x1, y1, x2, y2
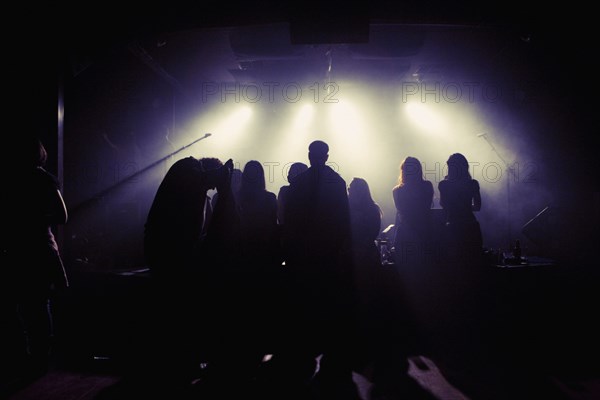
(72, 133, 212, 212)
(479, 133, 517, 249)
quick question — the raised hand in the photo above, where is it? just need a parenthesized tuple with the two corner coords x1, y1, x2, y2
(216, 158, 234, 193)
(224, 158, 234, 172)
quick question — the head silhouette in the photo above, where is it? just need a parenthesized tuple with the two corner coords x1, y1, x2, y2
(308, 140, 329, 166)
(287, 162, 308, 183)
(241, 160, 266, 192)
(349, 177, 373, 205)
(197, 157, 225, 190)
(398, 156, 424, 186)
(199, 157, 223, 172)
(446, 153, 471, 180)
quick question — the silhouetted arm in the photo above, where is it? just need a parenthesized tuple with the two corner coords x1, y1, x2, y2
(54, 189, 68, 224)
(269, 192, 279, 223)
(368, 205, 382, 242)
(426, 181, 434, 208)
(392, 187, 401, 211)
(438, 181, 446, 209)
(472, 180, 481, 212)
(276, 186, 286, 225)
(44, 184, 68, 225)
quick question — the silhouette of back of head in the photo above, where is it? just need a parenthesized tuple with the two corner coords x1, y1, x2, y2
(287, 162, 308, 183)
(446, 153, 471, 180)
(308, 140, 329, 166)
(241, 160, 266, 192)
(399, 156, 425, 186)
(349, 177, 371, 204)
(199, 157, 223, 171)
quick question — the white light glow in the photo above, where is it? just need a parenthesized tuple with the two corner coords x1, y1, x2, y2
(405, 101, 445, 133)
(203, 106, 254, 151)
(292, 103, 315, 132)
(329, 100, 363, 136)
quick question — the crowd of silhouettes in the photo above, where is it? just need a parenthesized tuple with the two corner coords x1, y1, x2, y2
(3, 136, 487, 400)
(135, 140, 486, 399)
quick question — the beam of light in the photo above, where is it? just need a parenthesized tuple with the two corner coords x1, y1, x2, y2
(292, 103, 315, 132)
(326, 98, 373, 183)
(329, 100, 363, 136)
(405, 101, 445, 133)
(215, 106, 253, 136)
(290, 103, 315, 150)
(191, 105, 254, 157)
(243, 102, 313, 197)
(275, 103, 316, 165)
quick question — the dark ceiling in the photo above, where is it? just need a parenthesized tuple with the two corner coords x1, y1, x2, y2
(19, 1, 596, 109)
(32, 2, 584, 107)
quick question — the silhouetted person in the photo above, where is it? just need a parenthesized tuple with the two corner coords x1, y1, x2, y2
(434, 153, 486, 368)
(438, 152, 482, 265)
(1, 137, 69, 393)
(390, 156, 436, 393)
(348, 177, 383, 311)
(279, 140, 359, 398)
(206, 166, 243, 267)
(392, 156, 434, 267)
(277, 162, 308, 225)
(238, 160, 280, 270)
(140, 155, 232, 393)
(206, 160, 280, 385)
(144, 156, 232, 275)
(357, 157, 435, 399)
(347, 177, 384, 371)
